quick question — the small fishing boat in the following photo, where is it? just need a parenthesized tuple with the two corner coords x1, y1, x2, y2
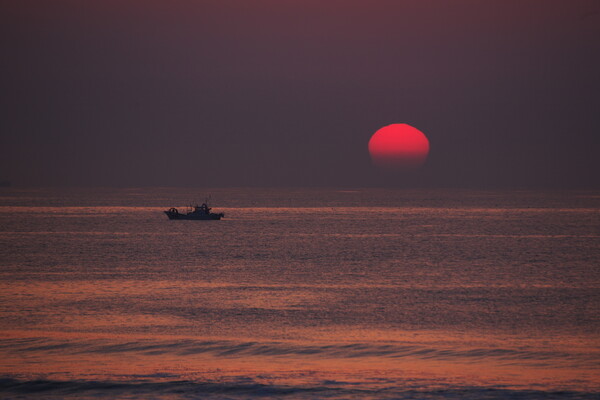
(164, 203, 224, 220)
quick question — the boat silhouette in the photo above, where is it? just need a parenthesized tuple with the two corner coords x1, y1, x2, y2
(164, 203, 224, 220)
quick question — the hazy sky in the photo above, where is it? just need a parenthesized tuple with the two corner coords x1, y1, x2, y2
(1, 0, 599, 187)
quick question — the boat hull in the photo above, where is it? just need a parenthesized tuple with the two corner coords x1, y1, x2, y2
(164, 211, 224, 220)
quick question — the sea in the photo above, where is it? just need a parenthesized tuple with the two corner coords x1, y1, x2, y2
(0, 187, 598, 399)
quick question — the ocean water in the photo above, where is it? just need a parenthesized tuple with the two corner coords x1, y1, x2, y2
(0, 187, 598, 399)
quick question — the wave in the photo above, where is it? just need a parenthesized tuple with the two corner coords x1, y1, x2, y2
(0, 378, 326, 399)
(3, 337, 598, 369)
(0, 377, 597, 400)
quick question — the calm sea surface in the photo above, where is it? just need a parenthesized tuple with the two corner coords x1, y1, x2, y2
(0, 187, 599, 399)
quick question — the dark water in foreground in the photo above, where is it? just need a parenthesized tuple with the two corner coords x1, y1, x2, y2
(0, 188, 598, 399)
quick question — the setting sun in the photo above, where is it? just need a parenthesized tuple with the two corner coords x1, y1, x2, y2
(368, 123, 430, 170)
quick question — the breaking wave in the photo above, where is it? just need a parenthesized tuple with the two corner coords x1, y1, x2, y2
(1, 377, 598, 400)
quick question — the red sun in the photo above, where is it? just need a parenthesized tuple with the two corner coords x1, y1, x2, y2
(368, 123, 430, 170)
